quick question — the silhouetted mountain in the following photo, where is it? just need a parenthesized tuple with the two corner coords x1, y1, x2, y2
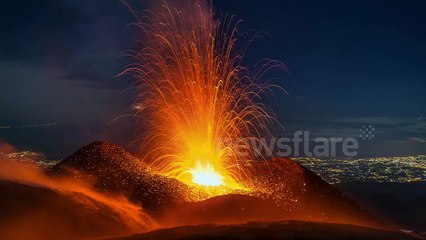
(336, 182, 426, 234)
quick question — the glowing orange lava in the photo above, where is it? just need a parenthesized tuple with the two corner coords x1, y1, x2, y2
(190, 161, 224, 186)
(122, 1, 282, 193)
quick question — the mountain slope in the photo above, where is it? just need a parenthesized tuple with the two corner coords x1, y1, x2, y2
(53, 141, 190, 212)
(54, 141, 383, 228)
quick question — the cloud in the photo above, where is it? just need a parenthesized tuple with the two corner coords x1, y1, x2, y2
(401, 117, 426, 133)
(407, 137, 426, 143)
(0, 0, 134, 89)
(0, 122, 57, 129)
(0, 1, 142, 157)
(325, 117, 407, 125)
(0, 62, 128, 124)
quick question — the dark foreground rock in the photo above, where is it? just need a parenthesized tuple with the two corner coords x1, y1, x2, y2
(108, 220, 421, 240)
(0, 180, 154, 240)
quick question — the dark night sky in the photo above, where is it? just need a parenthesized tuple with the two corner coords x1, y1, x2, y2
(0, 0, 425, 159)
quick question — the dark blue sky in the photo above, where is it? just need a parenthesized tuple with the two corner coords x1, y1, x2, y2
(0, 0, 425, 158)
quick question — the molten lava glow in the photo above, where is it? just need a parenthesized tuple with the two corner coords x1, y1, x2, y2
(190, 162, 224, 186)
(122, 1, 282, 194)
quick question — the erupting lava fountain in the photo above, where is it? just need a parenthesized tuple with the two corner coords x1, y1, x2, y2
(120, 1, 284, 194)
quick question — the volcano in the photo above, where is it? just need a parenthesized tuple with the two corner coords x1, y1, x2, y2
(54, 142, 385, 228)
(1, 141, 420, 240)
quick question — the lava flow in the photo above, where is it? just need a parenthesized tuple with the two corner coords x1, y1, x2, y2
(121, 1, 282, 194)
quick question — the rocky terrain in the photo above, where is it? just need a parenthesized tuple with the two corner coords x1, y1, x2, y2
(0, 141, 415, 239)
